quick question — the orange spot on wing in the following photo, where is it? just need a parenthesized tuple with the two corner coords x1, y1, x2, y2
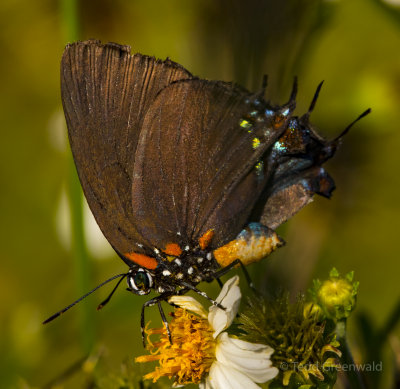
(163, 243, 182, 257)
(199, 229, 214, 250)
(124, 252, 158, 270)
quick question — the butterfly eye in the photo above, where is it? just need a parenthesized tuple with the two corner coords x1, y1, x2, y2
(127, 269, 153, 295)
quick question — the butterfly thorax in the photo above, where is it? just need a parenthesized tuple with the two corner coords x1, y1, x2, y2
(125, 243, 220, 296)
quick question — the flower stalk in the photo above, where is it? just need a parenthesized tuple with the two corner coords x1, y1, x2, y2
(335, 319, 366, 389)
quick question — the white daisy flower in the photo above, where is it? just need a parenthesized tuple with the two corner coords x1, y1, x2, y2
(136, 276, 278, 388)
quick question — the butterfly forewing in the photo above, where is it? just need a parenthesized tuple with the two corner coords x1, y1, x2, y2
(61, 40, 193, 258)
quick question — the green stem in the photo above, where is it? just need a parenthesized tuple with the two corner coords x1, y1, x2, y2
(68, 157, 93, 352)
(61, 0, 94, 352)
(336, 320, 366, 389)
(377, 299, 400, 345)
(367, 299, 400, 388)
(60, 0, 79, 42)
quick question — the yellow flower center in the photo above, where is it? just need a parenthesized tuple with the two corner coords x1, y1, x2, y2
(135, 308, 216, 385)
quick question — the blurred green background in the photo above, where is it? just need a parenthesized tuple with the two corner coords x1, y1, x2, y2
(1, 0, 399, 388)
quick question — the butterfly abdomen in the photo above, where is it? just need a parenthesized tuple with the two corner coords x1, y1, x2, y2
(213, 223, 284, 268)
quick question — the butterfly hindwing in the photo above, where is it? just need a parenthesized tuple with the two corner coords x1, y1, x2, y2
(255, 116, 336, 229)
(131, 79, 287, 250)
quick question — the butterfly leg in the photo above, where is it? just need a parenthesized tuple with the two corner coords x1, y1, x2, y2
(179, 281, 225, 310)
(141, 293, 173, 347)
(175, 287, 190, 296)
(212, 258, 255, 290)
(157, 301, 172, 344)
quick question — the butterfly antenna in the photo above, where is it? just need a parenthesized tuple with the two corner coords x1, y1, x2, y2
(43, 273, 127, 324)
(334, 108, 372, 142)
(97, 273, 127, 310)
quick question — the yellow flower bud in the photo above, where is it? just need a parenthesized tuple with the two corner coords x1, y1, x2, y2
(314, 268, 358, 320)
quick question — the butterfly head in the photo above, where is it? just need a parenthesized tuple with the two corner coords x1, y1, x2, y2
(126, 267, 154, 296)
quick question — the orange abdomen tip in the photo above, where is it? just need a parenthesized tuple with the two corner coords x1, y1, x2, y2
(124, 252, 158, 270)
(163, 243, 182, 257)
(213, 223, 284, 268)
(199, 229, 214, 250)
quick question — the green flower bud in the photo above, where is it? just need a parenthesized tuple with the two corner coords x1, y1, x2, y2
(312, 268, 358, 321)
(303, 302, 323, 320)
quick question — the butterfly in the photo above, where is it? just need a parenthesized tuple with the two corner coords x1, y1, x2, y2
(44, 40, 369, 343)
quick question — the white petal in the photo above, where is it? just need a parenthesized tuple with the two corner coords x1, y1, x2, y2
(208, 276, 241, 337)
(205, 360, 263, 389)
(215, 276, 241, 306)
(215, 333, 278, 383)
(218, 332, 274, 355)
(168, 296, 208, 318)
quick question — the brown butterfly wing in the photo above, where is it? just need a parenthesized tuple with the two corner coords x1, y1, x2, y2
(260, 167, 335, 229)
(257, 118, 336, 229)
(131, 79, 286, 250)
(61, 40, 193, 256)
